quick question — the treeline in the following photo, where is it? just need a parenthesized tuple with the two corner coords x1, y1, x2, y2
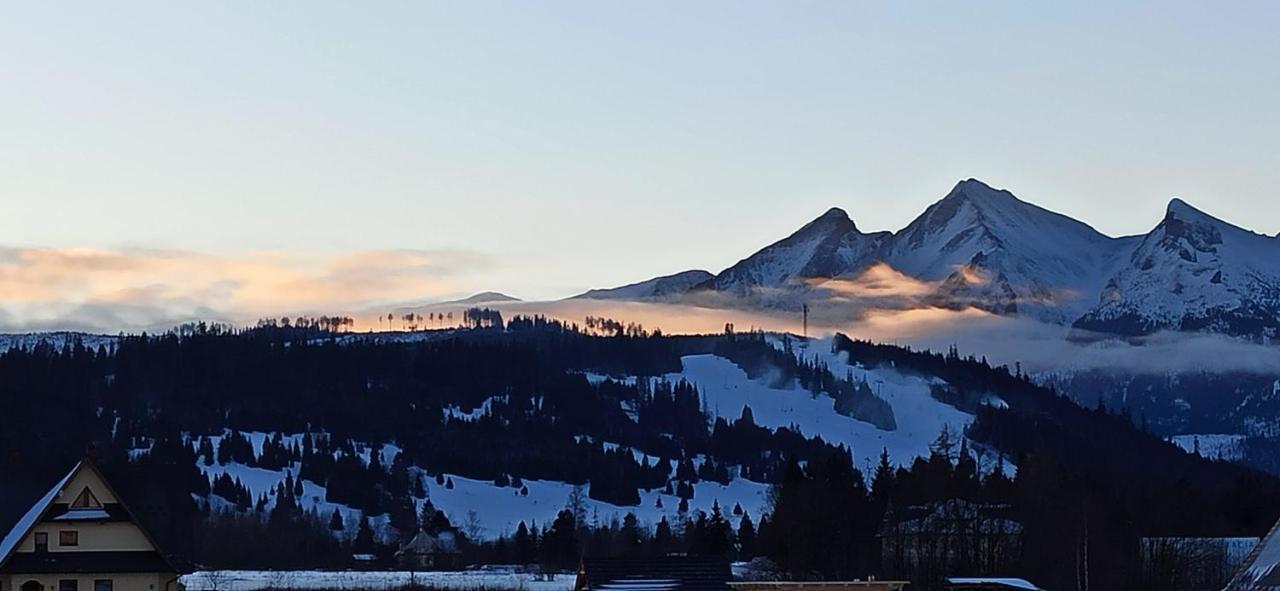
(832, 334, 1280, 590)
(2, 323, 1279, 590)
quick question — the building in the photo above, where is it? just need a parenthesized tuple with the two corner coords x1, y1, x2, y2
(394, 531, 461, 570)
(0, 459, 184, 591)
(576, 556, 732, 591)
(880, 499, 1022, 583)
(1225, 517, 1280, 590)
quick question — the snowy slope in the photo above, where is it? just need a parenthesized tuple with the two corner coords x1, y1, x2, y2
(572, 270, 714, 300)
(577, 178, 1278, 338)
(1075, 199, 1280, 339)
(186, 431, 767, 541)
(663, 353, 978, 469)
(1171, 433, 1246, 461)
(705, 208, 890, 296)
(879, 179, 1138, 322)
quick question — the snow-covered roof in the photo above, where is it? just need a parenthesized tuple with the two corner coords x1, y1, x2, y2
(0, 461, 80, 565)
(597, 580, 681, 591)
(945, 578, 1041, 591)
(51, 508, 112, 521)
(1227, 517, 1280, 590)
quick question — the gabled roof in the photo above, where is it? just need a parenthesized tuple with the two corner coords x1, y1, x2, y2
(1227, 516, 1280, 590)
(0, 463, 78, 564)
(0, 458, 181, 574)
(396, 531, 461, 556)
(579, 557, 732, 591)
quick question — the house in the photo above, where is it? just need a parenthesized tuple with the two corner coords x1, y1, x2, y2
(1225, 516, 1280, 590)
(944, 578, 1042, 591)
(0, 459, 184, 591)
(880, 499, 1022, 583)
(575, 556, 732, 591)
(394, 531, 461, 570)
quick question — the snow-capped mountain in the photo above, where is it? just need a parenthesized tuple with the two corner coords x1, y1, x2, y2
(1074, 199, 1280, 339)
(572, 270, 714, 300)
(881, 179, 1139, 322)
(589, 179, 1280, 339)
(701, 207, 890, 296)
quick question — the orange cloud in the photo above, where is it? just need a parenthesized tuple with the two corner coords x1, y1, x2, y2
(809, 263, 938, 301)
(0, 246, 495, 331)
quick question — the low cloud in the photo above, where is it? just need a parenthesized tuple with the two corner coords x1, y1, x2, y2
(0, 245, 495, 332)
(5, 250, 1276, 377)
(437, 292, 1280, 377)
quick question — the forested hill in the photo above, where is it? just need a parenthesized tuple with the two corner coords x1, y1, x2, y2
(0, 318, 1276, 589)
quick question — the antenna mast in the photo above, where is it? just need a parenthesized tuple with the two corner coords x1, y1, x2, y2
(802, 303, 809, 340)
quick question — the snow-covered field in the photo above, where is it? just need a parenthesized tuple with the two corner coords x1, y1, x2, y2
(181, 568, 574, 591)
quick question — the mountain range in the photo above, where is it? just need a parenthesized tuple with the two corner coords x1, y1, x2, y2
(578, 179, 1280, 340)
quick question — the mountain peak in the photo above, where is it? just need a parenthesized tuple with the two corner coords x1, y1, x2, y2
(944, 178, 1017, 206)
(450, 291, 521, 304)
(820, 206, 850, 219)
(1165, 198, 1215, 222)
(798, 206, 858, 233)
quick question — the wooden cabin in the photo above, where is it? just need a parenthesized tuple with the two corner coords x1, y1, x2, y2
(394, 530, 461, 570)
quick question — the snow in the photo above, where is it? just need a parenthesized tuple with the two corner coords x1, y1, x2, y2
(445, 396, 505, 421)
(596, 581, 678, 591)
(1239, 524, 1280, 587)
(946, 578, 1040, 590)
(664, 354, 974, 468)
(0, 332, 116, 352)
(1080, 198, 1280, 333)
(195, 436, 766, 541)
(708, 207, 888, 295)
(199, 460, 381, 542)
(425, 473, 768, 539)
(882, 179, 1137, 323)
(590, 179, 1278, 339)
(0, 462, 79, 562)
(600, 442, 662, 465)
(1171, 433, 1245, 461)
(52, 508, 111, 521)
(583, 373, 638, 386)
(180, 568, 576, 591)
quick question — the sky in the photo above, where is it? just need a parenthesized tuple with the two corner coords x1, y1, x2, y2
(1, 1, 1278, 330)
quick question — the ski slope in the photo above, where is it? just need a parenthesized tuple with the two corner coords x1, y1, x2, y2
(663, 353, 975, 468)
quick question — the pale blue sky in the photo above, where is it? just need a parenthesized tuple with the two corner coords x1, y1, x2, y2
(2, 1, 1277, 306)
